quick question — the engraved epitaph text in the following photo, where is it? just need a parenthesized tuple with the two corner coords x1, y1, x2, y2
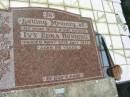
(12, 8, 103, 88)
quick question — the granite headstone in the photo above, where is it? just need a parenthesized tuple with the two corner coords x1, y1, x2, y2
(0, 8, 103, 91)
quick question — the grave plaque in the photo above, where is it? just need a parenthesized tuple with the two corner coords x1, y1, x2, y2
(0, 8, 103, 91)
